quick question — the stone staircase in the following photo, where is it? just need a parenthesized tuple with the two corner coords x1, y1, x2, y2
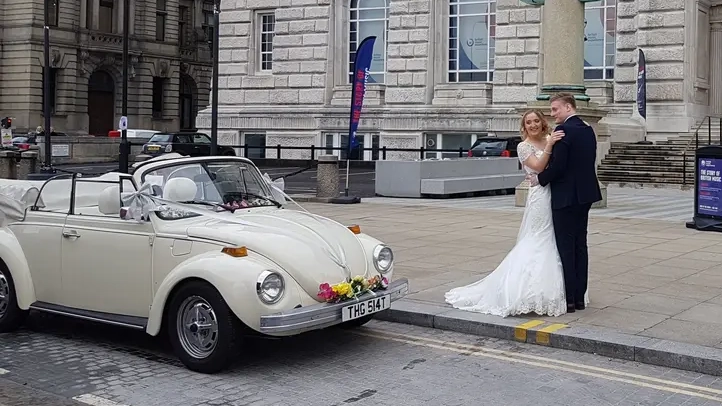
(597, 118, 721, 187)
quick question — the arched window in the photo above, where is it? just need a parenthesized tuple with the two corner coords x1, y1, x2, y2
(448, 0, 497, 82)
(349, 0, 389, 84)
(584, 0, 617, 80)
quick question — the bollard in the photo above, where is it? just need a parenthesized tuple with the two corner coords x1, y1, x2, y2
(316, 154, 340, 198)
(17, 151, 39, 180)
(0, 151, 18, 179)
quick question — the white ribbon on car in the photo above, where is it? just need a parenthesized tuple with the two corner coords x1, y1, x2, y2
(119, 179, 349, 272)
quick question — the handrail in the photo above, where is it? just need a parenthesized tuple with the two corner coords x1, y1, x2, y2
(683, 115, 722, 185)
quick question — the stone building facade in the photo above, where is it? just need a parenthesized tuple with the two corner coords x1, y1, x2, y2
(197, 0, 722, 160)
(0, 0, 215, 136)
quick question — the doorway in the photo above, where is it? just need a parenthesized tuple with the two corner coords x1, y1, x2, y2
(179, 74, 196, 130)
(88, 71, 115, 136)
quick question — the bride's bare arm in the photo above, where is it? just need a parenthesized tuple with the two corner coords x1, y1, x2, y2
(521, 132, 564, 172)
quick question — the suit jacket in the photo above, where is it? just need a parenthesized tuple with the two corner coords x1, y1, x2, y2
(537, 115, 603, 210)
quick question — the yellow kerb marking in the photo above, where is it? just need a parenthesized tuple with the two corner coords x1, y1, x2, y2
(513, 320, 545, 342)
(536, 323, 568, 345)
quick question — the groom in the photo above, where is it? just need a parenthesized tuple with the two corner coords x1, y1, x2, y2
(530, 92, 602, 313)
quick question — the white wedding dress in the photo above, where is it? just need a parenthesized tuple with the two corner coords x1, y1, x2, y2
(444, 141, 589, 317)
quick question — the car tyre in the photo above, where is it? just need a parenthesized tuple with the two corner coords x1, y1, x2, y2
(167, 280, 242, 374)
(0, 266, 28, 333)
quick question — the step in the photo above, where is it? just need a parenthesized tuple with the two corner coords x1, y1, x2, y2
(598, 176, 691, 185)
(600, 159, 692, 167)
(604, 150, 689, 158)
(598, 163, 693, 172)
(598, 171, 691, 180)
(610, 142, 687, 149)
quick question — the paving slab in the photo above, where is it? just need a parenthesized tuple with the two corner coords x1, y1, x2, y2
(295, 198, 722, 376)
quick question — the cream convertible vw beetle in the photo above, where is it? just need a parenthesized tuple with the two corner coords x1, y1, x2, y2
(0, 154, 408, 373)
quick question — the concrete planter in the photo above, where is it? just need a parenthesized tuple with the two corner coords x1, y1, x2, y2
(375, 158, 525, 198)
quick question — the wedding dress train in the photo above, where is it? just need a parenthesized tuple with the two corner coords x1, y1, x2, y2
(444, 141, 589, 317)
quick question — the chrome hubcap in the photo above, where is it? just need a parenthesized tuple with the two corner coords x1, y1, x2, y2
(0, 271, 9, 319)
(176, 296, 219, 359)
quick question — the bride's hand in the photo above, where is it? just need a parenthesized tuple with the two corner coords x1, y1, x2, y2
(546, 130, 565, 147)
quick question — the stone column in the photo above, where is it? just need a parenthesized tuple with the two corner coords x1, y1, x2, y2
(710, 8, 722, 116)
(536, 0, 588, 102)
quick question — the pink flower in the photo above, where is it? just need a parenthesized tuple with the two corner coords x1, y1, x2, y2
(317, 283, 336, 301)
(381, 277, 389, 289)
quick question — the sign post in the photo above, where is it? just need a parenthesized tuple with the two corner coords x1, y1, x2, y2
(686, 145, 722, 232)
(331, 35, 376, 204)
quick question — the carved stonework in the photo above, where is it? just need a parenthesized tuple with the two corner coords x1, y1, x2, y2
(78, 50, 90, 76)
(130, 55, 139, 79)
(51, 49, 61, 67)
(180, 62, 189, 73)
(104, 54, 116, 67)
(159, 60, 169, 77)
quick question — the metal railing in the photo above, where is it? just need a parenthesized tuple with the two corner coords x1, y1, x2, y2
(683, 115, 722, 185)
(129, 142, 476, 161)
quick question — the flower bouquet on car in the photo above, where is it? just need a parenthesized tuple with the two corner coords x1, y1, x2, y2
(317, 275, 389, 303)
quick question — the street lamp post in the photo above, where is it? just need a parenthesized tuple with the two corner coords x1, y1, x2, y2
(119, 0, 130, 173)
(210, 0, 220, 155)
(29, 0, 56, 180)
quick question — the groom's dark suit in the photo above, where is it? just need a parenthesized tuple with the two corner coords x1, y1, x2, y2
(537, 115, 602, 306)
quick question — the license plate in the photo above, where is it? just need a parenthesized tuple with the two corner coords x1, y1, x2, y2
(147, 146, 160, 151)
(341, 294, 390, 322)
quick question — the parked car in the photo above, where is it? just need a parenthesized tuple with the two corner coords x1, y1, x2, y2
(10, 135, 37, 150)
(0, 154, 407, 373)
(139, 132, 236, 159)
(467, 136, 523, 158)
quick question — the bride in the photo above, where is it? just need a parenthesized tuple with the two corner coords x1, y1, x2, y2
(445, 109, 589, 317)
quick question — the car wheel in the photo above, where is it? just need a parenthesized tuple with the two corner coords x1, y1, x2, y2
(167, 281, 242, 374)
(340, 315, 375, 329)
(0, 266, 28, 333)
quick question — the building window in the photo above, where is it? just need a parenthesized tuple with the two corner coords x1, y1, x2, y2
(156, 0, 166, 41)
(243, 133, 267, 159)
(349, 0, 389, 84)
(424, 133, 487, 159)
(448, 0, 496, 83)
(99, 0, 114, 33)
(584, 0, 617, 80)
(41, 67, 58, 115)
(48, 0, 59, 26)
(179, 6, 191, 47)
(259, 13, 275, 72)
(152, 77, 164, 118)
(324, 132, 380, 161)
(202, 2, 215, 54)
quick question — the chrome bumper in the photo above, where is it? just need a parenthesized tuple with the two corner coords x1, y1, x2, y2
(259, 278, 409, 334)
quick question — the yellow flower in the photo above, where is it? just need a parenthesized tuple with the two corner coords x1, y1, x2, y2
(332, 282, 352, 297)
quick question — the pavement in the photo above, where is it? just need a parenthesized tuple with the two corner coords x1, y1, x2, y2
(293, 191, 722, 377)
(4, 315, 722, 405)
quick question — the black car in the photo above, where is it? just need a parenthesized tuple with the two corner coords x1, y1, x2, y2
(467, 136, 522, 158)
(141, 132, 236, 157)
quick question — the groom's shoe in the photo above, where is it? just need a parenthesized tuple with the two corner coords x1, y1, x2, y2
(575, 302, 586, 310)
(566, 304, 576, 313)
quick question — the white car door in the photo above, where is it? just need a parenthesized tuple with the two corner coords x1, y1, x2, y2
(59, 179, 154, 319)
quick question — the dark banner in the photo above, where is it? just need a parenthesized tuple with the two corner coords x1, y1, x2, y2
(637, 49, 646, 120)
(347, 36, 376, 157)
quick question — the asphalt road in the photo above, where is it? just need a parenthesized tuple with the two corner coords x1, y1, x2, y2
(2, 312, 722, 406)
(55, 162, 378, 198)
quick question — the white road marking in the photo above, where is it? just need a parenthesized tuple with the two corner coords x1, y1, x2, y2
(72, 394, 129, 406)
(0, 368, 9, 375)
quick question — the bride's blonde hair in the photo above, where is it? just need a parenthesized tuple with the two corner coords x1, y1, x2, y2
(519, 109, 550, 141)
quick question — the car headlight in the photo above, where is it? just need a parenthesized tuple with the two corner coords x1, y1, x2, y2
(256, 270, 285, 304)
(372, 245, 393, 273)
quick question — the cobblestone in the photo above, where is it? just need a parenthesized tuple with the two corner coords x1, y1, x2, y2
(2, 314, 722, 405)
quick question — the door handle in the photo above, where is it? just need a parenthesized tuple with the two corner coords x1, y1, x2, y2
(62, 230, 80, 239)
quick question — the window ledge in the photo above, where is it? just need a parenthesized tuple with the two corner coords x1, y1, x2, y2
(436, 83, 493, 90)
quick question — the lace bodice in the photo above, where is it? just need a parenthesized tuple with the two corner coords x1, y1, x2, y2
(517, 141, 545, 175)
